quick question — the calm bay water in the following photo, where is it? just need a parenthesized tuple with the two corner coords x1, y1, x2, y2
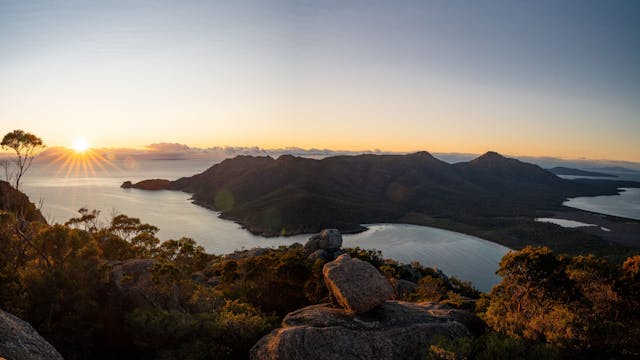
(536, 218, 610, 232)
(563, 188, 640, 220)
(344, 224, 508, 291)
(21, 160, 512, 290)
(558, 172, 640, 220)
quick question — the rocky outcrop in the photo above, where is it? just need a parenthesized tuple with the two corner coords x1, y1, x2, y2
(433, 268, 454, 289)
(303, 229, 345, 262)
(307, 249, 333, 262)
(251, 252, 483, 359)
(0, 309, 63, 360)
(0, 180, 46, 222)
(400, 264, 423, 283)
(250, 301, 483, 360)
(318, 229, 342, 251)
(394, 279, 418, 298)
(323, 254, 395, 313)
(121, 179, 171, 190)
(304, 229, 343, 253)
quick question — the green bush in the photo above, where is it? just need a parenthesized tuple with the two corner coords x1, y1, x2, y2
(125, 301, 275, 359)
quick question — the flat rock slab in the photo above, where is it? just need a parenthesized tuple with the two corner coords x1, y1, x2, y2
(251, 301, 483, 360)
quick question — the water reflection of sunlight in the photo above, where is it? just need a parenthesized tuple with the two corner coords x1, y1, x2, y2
(42, 147, 120, 178)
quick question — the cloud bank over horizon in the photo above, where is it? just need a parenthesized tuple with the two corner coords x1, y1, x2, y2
(18, 143, 640, 172)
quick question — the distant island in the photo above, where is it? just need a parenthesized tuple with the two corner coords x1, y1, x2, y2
(548, 166, 617, 178)
(121, 179, 171, 190)
(592, 166, 639, 173)
(123, 151, 640, 255)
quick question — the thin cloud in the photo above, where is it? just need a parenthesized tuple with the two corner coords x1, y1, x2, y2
(21, 144, 640, 171)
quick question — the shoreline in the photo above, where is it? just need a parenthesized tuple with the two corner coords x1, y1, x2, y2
(195, 196, 640, 250)
(544, 208, 640, 249)
(122, 183, 640, 255)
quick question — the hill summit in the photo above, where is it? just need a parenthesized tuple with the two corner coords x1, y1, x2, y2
(124, 151, 638, 236)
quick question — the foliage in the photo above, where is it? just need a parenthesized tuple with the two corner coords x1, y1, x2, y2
(425, 333, 561, 360)
(125, 300, 275, 359)
(0, 211, 25, 309)
(110, 214, 161, 256)
(2, 198, 639, 359)
(412, 276, 448, 302)
(346, 247, 385, 267)
(156, 237, 210, 274)
(484, 246, 640, 356)
(1, 129, 45, 190)
(0, 209, 267, 359)
(16, 224, 104, 358)
(207, 246, 327, 315)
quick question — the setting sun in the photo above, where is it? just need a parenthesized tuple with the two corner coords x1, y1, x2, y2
(71, 138, 90, 153)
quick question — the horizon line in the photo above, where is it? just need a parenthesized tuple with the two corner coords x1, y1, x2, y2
(2, 144, 639, 168)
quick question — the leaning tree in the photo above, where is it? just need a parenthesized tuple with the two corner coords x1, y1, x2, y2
(1, 129, 45, 190)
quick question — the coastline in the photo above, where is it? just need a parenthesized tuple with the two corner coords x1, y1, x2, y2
(545, 208, 640, 249)
(121, 180, 640, 258)
(194, 196, 640, 254)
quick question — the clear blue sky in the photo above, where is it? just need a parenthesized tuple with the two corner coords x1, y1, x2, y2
(1, 0, 639, 160)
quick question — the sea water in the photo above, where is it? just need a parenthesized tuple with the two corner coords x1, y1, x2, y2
(564, 188, 640, 220)
(20, 160, 511, 291)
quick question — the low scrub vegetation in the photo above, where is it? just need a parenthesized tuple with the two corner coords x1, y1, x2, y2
(0, 205, 638, 359)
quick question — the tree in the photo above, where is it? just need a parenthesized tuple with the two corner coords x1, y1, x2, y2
(1, 130, 45, 190)
(485, 247, 640, 355)
(484, 247, 583, 348)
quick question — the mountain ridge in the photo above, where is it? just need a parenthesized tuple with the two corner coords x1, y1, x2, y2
(124, 151, 640, 239)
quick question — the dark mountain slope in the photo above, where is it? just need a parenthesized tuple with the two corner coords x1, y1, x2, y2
(156, 151, 638, 236)
(0, 181, 46, 222)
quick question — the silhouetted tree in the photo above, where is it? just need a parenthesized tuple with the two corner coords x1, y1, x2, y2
(1, 129, 45, 190)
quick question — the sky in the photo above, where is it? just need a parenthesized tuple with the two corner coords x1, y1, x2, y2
(1, 0, 639, 161)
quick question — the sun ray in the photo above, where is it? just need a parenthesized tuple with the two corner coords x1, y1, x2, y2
(59, 153, 78, 177)
(47, 139, 121, 180)
(80, 156, 89, 177)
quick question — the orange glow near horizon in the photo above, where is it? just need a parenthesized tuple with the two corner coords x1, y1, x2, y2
(23, 139, 638, 164)
(41, 147, 120, 178)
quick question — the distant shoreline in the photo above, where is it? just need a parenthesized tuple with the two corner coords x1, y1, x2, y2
(119, 152, 640, 260)
(122, 183, 640, 255)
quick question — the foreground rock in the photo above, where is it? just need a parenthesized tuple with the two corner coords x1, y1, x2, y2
(0, 309, 63, 360)
(323, 254, 394, 313)
(250, 301, 484, 360)
(303, 229, 346, 263)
